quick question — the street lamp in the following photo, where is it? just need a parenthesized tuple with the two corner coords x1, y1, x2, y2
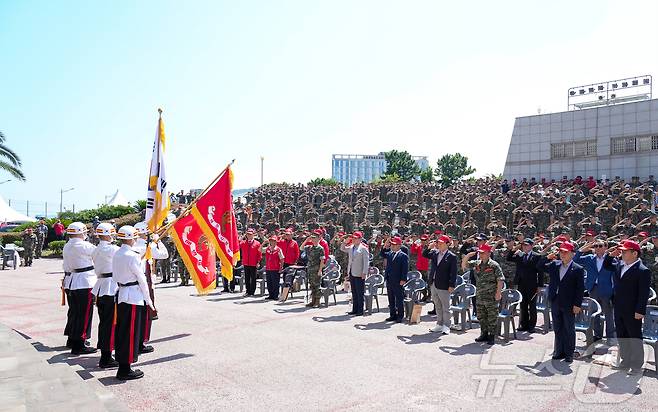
(260, 156, 264, 187)
(60, 187, 74, 215)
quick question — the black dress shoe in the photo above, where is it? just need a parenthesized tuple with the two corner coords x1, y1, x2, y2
(72, 346, 97, 355)
(347, 311, 357, 315)
(385, 316, 396, 321)
(354, 312, 364, 316)
(395, 318, 403, 323)
(116, 369, 144, 380)
(526, 328, 536, 334)
(551, 354, 566, 360)
(517, 327, 527, 332)
(139, 345, 154, 353)
(99, 358, 119, 369)
(428, 309, 436, 315)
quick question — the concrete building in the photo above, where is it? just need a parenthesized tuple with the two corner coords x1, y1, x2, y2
(332, 153, 430, 185)
(503, 96, 658, 183)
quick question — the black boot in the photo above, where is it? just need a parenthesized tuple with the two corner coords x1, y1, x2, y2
(486, 334, 495, 345)
(116, 364, 144, 380)
(99, 351, 119, 368)
(71, 340, 97, 355)
(139, 344, 154, 353)
(475, 332, 489, 342)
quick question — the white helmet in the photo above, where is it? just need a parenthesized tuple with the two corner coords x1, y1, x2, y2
(116, 225, 138, 240)
(66, 222, 87, 235)
(134, 222, 149, 236)
(95, 222, 116, 237)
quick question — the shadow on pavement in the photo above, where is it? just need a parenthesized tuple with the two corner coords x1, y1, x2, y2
(517, 359, 573, 377)
(397, 332, 442, 345)
(438, 342, 489, 356)
(207, 295, 249, 302)
(273, 306, 313, 314)
(98, 376, 127, 386)
(354, 321, 395, 331)
(148, 333, 191, 344)
(133, 353, 194, 367)
(32, 341, 68, 352)
(312, 314, 352, 323)
(588, 370, 642, 395)
(234, 299, 269, 305)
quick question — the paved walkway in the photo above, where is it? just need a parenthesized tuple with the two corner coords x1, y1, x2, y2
(0, 320, 126, 412)
(1, 258, 657, 411)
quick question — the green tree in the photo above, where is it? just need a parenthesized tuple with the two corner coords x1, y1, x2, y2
(419, 167, 434, 182)
(0, 131, 25, 181)
(434, 153, 476, 187)
(308, 177, 341, 187)
(382, 150, 420, 182)
(372, 173, 402, 184)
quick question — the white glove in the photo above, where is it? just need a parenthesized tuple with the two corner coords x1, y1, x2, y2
(151, 234, 160, 243)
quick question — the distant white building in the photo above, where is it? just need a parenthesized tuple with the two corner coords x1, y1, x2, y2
(332, 152, 430, 185)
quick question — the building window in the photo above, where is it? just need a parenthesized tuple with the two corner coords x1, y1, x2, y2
(611, 135, 658, 154)
(551, 139, 596, 159)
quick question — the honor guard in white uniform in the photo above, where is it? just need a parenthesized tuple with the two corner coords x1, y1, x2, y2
(62, 222, 97, 355)
(133, 222, 169, 351)
(91, 223, 119, 368)
(112, 225, 155, 381)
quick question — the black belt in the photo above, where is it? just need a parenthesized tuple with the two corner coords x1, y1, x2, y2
(98, 273, 112, 278)
(118, 281, 138, 287)
(73, 266, 94, 273)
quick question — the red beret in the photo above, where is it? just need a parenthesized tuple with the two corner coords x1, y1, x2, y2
(619, 240, 641, 252)
(558, 241, 575, 252)
(437, 235, 452, 244)
(477, 244, 493, 253)
(390, 236, 402, 245)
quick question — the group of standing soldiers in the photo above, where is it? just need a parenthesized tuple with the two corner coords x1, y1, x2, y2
(20, 219, 49, 266)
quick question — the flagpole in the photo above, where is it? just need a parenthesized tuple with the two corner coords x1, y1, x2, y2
(155, 158, 236, 236)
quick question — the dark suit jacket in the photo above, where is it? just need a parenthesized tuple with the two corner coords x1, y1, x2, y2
(544, 260, 585, 310)
(603, 256, 651, 316)
(507, 250, 544, 291)
(380, 248, 409, 284)
(422, 248, 457, 290)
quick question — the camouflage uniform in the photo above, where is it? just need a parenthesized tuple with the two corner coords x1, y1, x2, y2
(21, 231, 37, 266)
(305, 244, 325, 305)
(468, 258, 504, 337)
(642, 246, 658, 295)
(35, 223, 48, 258)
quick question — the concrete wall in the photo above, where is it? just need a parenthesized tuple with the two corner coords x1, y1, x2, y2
(503, 99, 658, 181)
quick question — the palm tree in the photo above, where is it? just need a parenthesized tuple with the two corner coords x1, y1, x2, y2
(0, 131, 25, 181)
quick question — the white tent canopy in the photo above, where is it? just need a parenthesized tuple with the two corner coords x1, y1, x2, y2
(0, 196, 36, 222)
(106, 190, 130, 206)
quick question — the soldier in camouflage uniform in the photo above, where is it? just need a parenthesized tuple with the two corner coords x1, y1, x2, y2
(21, 228, 37, 267)
(304, 233, 326, 308)
(643, 236, 658, 296)
(596, 199, 618, 234)
(177, 248, 190, 286)
(35, 219, 48, 259)
(159, 236, 175, 283)
(462, 244, 504, 345)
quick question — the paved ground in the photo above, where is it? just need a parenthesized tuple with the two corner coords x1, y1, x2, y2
(1, 258, 657, 411)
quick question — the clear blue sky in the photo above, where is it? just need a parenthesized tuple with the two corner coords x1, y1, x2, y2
(1, 0, 657, 214)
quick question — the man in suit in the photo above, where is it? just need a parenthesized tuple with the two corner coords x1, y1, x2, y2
(423, 235, 458, 334)
(574, 239, 616, 343)
(380, 236, 408, 322)
(341, 232, 370, 316)
(543, 241, 584, 363)
(604, 240, 651, 375)
(507, 238, 544, 333)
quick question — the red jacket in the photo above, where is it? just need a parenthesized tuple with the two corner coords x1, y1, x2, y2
(277, 239, 300, 265)
(411, 243, 429, 271)
(265, 246, 284, 271)
(240, 239, 262, 267)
